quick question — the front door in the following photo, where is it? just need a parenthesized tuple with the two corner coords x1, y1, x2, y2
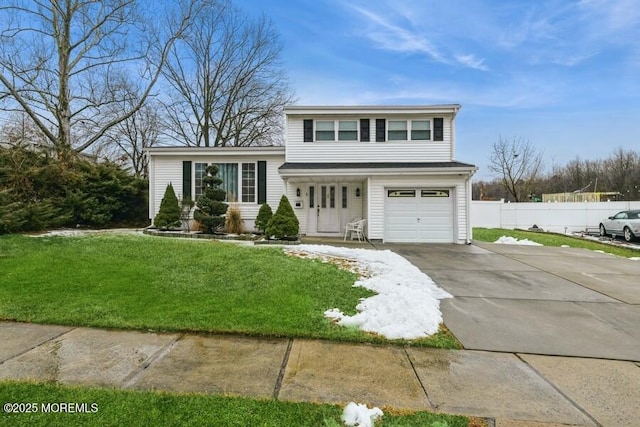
(317, 184, 339, 232)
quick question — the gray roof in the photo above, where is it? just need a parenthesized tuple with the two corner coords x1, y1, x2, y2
(279, 161, 476, 170)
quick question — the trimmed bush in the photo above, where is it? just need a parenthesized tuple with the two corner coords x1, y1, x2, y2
(254, 203, 272, 233)
(193, 164, 227, 234)
(154, 183, 181, 229)
(266, 195, 299, 239)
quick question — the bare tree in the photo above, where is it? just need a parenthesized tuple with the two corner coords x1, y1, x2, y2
(0, 0, 199, 160)
(0, 111, 50, 149)
(488, 136, 544, 202)
(602, 148, 640, 199)
(162, 0, 294, 147)
(102, 94, 163, 178)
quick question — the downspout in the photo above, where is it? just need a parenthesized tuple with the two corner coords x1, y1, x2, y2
(147, 150, 154, 224)
(465, 169, 477, 244)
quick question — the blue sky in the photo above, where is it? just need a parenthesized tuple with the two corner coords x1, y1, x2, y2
(238, 0, 640, 179)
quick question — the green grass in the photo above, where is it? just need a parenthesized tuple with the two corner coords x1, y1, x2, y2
(473, 228, 640, 258)
(0, 381, 470, 427)
(0, 234, 459, 348)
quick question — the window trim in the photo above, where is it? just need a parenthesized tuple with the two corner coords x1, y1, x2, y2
(313, 119, 359, 142)
(386, 119, 432, 141)
(315, 120, 335, 141)
(241, 162, 256, 203)
(194, 162, 259, 204)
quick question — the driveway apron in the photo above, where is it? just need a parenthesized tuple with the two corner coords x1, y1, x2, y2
(386, 243, 640, 361)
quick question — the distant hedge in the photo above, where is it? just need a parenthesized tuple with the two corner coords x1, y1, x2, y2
(0, 145, 148, 234)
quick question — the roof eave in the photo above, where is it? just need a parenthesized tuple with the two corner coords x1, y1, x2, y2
(145, 146, 286, 156)
(279, 166, 477, 177)
(284, 104, 462, 116)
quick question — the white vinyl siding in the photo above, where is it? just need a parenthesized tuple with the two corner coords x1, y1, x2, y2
(150, 157, 184, 219)
(286, 116, 453, 163)
(148, 153, 285, 231)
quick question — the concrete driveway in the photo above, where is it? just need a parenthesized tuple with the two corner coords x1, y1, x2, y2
(386, 242, 640, 361)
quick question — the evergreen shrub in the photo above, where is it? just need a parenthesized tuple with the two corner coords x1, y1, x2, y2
(266, 195, 299, 239)
(254, 203, 272, 234)
(193, 164, 227, 234)
(154, 183, 181, 229)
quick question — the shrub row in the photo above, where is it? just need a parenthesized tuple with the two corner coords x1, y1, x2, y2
(0, 145, 148, 234)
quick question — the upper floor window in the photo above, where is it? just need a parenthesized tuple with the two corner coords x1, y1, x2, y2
(388, 120, 431, 141)
(388, 121, 407, 140)
(338, 120, 357, 140)
(411, 120, 430, 140)
(314, 120, 358, 141)
(315, 121, 335, 141)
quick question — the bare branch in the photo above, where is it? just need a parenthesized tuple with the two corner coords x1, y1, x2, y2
(488, 136, 544, 202)
(162, 1, 294, 148)
(0, 0, 200, 158)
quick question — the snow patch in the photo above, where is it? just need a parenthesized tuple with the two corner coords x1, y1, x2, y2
(342, 402, 383, 427)
(630, 257, 640, 261)
(286, 245, 451, 340)
(29, 229, 142, 238)
(494, 236, 543, 246)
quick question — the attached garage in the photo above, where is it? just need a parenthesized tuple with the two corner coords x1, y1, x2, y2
(384, 188, 454, 243)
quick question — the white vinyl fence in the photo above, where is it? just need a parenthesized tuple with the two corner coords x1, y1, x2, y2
(472, 200, 640, 234)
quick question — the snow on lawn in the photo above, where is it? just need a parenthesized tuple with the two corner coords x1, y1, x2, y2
(285, 245, 451, 340)
(29, 229, 142, 237)
(494, 236, 543, 246)
(342, 402, 383, 427)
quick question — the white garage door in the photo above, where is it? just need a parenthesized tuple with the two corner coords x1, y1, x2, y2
(384, 189, 454, 243)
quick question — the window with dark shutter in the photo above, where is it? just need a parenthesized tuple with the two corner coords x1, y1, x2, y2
(257, 161, 267, 204)
(375, 119, 386, 142)
(360, 119, 370, 142)
(303, 119, 313, 142)
(434, 118, 444, 141)
(182, 161, 192, 200)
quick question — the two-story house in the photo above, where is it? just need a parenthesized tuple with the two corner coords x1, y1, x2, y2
(147, 105, 477, 243)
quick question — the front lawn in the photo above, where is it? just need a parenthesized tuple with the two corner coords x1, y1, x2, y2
(473, 228, 640, 258)
(0, 381, 471, 427)
(0, 234, 458, 347)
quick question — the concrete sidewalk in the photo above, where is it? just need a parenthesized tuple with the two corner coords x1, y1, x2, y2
(2, 322, 639, 426)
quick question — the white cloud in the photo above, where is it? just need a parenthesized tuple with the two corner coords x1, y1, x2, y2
(455, 54, 489, 71)
(578, 0, 640, 32)
(349, 5, 446, 63)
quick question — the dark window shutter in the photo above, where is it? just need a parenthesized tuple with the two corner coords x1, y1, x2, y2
(360, 119, 370, 142)
(375, 119, 386, 142)
(257, 161, 267, 204)
(182, 161, 192, 200)
(434, 118, 444, 141)
(303, 119, 313, 142)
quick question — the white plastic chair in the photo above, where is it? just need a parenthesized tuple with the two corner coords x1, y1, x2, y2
(344, 219, 366, 242)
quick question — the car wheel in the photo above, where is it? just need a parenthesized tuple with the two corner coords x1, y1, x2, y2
(623, 227, 634, 242)
(599, 224, 607, 237)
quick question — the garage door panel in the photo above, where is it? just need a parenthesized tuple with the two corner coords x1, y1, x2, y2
(385, 188, 454, 243)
